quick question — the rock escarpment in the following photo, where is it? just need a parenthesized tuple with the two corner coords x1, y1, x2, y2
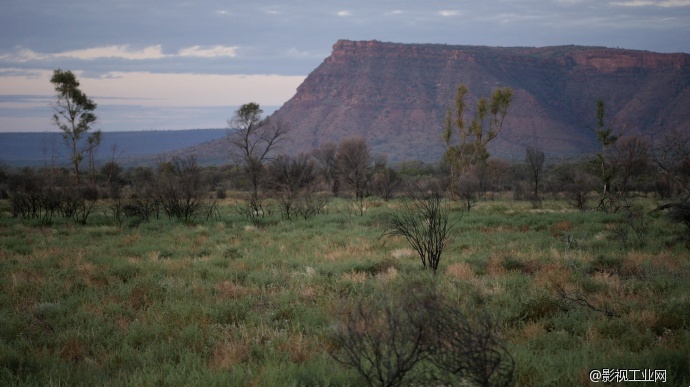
(272, 40, 690, 162)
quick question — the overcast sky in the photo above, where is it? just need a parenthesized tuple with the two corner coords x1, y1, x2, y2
(1, 0, 689, 133)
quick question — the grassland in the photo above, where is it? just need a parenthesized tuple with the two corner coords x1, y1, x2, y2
(0, 197, 689, 385)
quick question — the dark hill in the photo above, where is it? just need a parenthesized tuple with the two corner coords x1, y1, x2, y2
(261, 40, 690, 163)
(0, 129, 228, 167)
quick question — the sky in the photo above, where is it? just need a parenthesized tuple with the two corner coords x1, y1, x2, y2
(1, 0, 689, 133)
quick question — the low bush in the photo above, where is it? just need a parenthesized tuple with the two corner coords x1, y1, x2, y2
(329, 282, 514, 386)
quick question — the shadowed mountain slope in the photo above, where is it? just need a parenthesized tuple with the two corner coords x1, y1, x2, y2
(263, 40, 690, 163)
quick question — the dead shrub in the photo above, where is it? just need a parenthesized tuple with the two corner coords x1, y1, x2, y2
(384, 188, 457, 273)
(280, 332, 316, 363)
(329, 285, 514, 386)
(59, 335, 85, 362)
(215, 281, 247, 299)
(550, 221, 573, 238)
(446, 262, 477, 282)
(533, 264, 573, 293)
(209, 337, 250, 370)
(329, 291, 437, 387)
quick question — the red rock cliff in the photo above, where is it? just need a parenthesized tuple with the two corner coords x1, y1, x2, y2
(271, 40, 690, 162)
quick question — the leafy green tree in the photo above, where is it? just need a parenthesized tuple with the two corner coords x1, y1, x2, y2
(50, 69, 100, 188)
(442, 84, 512, 200)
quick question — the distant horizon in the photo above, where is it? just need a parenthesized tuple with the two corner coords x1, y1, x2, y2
(0, 127, 228, 134)
(0, 129, 232, 167)
(0, 105, 281, 133)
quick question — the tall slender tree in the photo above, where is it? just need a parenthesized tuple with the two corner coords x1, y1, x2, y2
(526, 146, 545, 199)
(442, 84, 512, 200)
(592, 98, 619, 197)
(50, 69, 99, 189)
(227, 102, 289, 211)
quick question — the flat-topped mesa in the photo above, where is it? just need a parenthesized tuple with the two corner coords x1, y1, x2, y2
(270, 40, 690, 163)
(328, 39, 476, 63)
(568, 50, 689, 72)
(328, 39, 690, 71)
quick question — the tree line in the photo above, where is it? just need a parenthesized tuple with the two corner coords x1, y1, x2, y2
(1, 71, 688, 235)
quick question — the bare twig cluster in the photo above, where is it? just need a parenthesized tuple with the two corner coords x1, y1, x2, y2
(554, 284, 618, 318)
(384, 186, 457, 273)
(329, 286, 514, 387)
(106, 155, 215, 226)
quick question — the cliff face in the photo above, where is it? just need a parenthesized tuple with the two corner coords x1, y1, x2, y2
(271, 40, 690, 162)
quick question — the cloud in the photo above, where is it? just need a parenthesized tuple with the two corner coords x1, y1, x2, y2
(486, 12, 545, 24)
(284, 47, 327, 58)
(1, 49, 51, 63)
(177, 45, 237, 58)
(54, 45, 167, 60)
(0, 48, 46, 63)
(0, 68, 304, 107)
(610, 0, 690, 6)
(439, 10, 461, 17)
(337, 10, 352, 16)
(0, 44, 238, 63)
(0, 95, 52, 110)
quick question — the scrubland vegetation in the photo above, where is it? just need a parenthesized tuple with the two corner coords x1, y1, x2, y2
(1, 95, 689, 385)
(0, 186, 689, 385)
(1, 129, 689, 385)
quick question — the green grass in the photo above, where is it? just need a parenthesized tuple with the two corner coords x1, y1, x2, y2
(0, 197, 689, 385)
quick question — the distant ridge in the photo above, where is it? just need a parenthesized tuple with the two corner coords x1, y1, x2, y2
(0, 129, 227, 167)
(258, 40, 690, 162)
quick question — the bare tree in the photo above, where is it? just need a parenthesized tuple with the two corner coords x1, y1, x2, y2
(267, 153, 317, 220)
(589, 98, 628, 212)
(227, 102, 289, 212)
(430, 308, 515, 387)
(611, 135, 649, 197)
(549, 162, 598, 211)
(371, 165, 400, 201)
(102, 144, 124, 199)
(329, 289, 438, 387)
(486, 158, 512, 192)
(154, 155, 207, 223)
(85, 130, 102, 190)
(384, 185, 457, 273)
(312, 142, 340, 196)
(458, 166, 481, 211)
(652, 129, 689, 198)
(525, 146, 545, 200)
(337, 137, 374, 200)
(330, 284, 515, 387)
(651, 129, 690, 241)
